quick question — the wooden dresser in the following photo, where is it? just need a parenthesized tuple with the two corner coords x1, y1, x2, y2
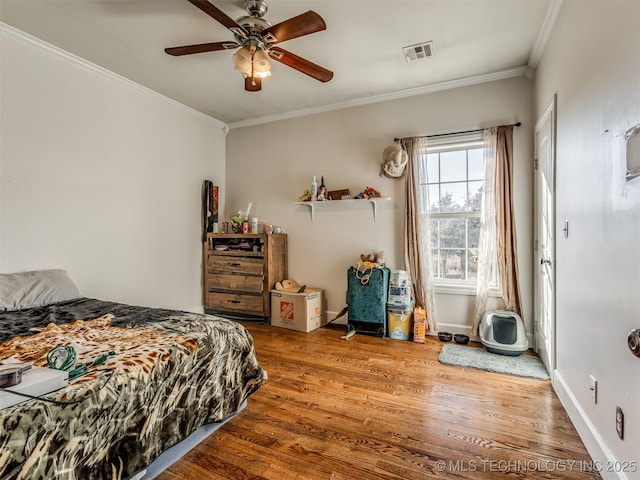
(203, 233, 287, 318)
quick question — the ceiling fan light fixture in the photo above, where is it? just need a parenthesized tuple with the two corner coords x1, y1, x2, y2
(252, 48, 271, 73)
(165, 0, 333, 92)
(232, 47, 252, 75)
(233, 46, 271, 79)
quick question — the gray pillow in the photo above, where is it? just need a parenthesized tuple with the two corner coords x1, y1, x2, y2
(0, 269, 80, 311)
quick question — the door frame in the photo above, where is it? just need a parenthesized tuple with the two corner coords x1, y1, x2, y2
(533, 96, 557, 377)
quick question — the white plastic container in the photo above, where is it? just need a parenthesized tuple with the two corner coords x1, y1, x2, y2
(388, 270, 412, 306)
(311, 176, 318, 201)
(387, 302, 414, 340)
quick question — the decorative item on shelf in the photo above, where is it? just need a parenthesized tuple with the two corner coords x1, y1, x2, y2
(298, 189, 312, 202)
(327, 189, 350, 200)
(380, 139, 408, 179)
(317, 176, 329, 201)
(354, 186, 382, 199)
(310, 176, 318, 201)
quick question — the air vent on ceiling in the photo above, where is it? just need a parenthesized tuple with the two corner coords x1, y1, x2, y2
(402, 41, 434, 63)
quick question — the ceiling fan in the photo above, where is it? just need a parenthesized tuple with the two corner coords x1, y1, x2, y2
(165, 0, 333, 92)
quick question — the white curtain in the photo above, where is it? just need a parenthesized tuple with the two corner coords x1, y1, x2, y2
(471, 128, 497, 335)
(402, 137, 437, 331)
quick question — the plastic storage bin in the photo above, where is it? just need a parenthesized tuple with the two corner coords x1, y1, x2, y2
(387, 302, 414, 340)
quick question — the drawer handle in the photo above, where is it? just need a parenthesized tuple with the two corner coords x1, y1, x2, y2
(227, 262, 241, 267)
(228, 299, 241, 304)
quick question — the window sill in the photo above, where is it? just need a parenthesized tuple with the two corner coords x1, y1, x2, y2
(434, 284, 501, 297)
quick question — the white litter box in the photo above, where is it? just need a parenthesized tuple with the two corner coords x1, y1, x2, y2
(479, 310, 528, 356)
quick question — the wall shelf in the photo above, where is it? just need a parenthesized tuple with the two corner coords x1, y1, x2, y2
(293, 197, 392, 223)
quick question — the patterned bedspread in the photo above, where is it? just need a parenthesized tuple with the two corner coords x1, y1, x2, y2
(0, 298, 264, 480)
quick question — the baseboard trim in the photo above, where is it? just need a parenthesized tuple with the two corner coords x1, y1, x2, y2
(432, 321, 474, 337)
(325, 315, 536, 346)
(325, 310, 347, 326)
(553, 370, 626, 480)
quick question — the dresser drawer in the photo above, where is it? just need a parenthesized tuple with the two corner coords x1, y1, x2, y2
(207, 274, 263, 294)
(208, 255, 264, 276)
(207, 292, 264, 315)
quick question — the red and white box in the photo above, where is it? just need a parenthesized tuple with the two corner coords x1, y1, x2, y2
(270, 288, 325, 332)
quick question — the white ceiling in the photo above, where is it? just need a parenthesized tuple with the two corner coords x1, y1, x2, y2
(0, 0, 556, 128)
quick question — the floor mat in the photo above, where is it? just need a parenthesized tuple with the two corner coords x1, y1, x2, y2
(438, 343, 550, 380)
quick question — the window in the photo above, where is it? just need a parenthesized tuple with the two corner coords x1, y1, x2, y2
(417, 133, 497, 291)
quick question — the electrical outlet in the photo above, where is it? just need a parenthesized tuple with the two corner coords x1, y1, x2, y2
(616, 406, 624, 440)
(589, 375, 597, 404)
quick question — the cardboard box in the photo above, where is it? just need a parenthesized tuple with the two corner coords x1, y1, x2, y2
(270, 288, 325, 332)
(413, 306, 426, 343)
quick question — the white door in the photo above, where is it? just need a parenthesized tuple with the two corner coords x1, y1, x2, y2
(534, 98, 556, 377)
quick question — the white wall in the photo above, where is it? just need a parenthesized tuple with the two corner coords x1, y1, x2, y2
(0, 27, 227, 312)
(534, 1, 640, 477)
(226, 76, 534, 335)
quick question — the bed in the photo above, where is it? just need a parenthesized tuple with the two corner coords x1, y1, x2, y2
(0, 270, 265, 480)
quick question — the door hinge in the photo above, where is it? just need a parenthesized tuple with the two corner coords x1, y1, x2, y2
(534, 158, 539, 170)
(534, 239, 538, 251)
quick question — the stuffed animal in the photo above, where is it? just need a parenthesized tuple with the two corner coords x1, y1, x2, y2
(298, 189, 312, 202)
(360, 251, 385, 267)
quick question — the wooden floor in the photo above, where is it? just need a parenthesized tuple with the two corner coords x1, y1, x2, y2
(158, 323, 599, 480)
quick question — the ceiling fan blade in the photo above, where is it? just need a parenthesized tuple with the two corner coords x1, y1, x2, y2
(165, 41, 239, 56)
(269, 47, 333, 83)
(244, 76, 262, 92)
(186, 0, 248, 37)
(261, 11, 326, 44)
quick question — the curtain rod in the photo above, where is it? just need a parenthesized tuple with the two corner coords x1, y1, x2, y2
(394, 122, 521, 143)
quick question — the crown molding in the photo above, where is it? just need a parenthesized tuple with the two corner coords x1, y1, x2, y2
(0, 22, 228, 132)
(227, 66, 529, 130)
(528, 0, 563, 70)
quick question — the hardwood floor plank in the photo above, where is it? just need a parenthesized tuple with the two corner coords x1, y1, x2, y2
(158, 324, 599, 480)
